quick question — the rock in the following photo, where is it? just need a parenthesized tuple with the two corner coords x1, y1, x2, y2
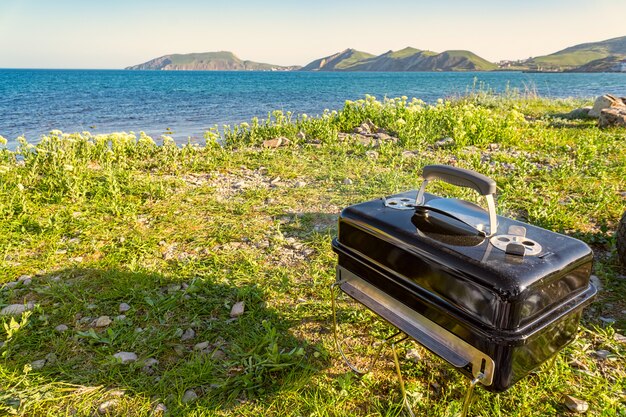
(182, 389, 198, 403)
(434, 137, 455, 148)
(365, 150, 379, 159)
(598, 107, 626, 128)
(94, 316, 112, 327)
(564, 107, 592, 119)
(113, 352, 138, 364)
(30, 359, 46, 370)
(614, 333, 626, 344)
(18, 275, 32, 286)
(153, 403, 167, 415)
(262, 137, 290, 148)
(563, 395, 589, 413)
(589, 94, 624, 118)
(55, 324, 69, 332)
(181, 328, 195, 341)
(406, 348, 422, 363)
(119, 303, 131, 313)
(115, 315, 126, 321)
(401, 150, 417, 158)
(211, 349, 227, 360)
(97, 399, 119, 415)
(342, 178, 353, 185)
(143, 358, 159, 367)
(294, 180, 307, 188)
(375, 132, 398, 143)
(296, 131, 306, 140)
(194, 341, 211, 351)
(45, 352, 57, 365)
(599, 316, 616, 324)
(0, 303, 33, 316)
(594, 349, 611, 360)
(230, 301, 245, 318)
(353, 120, 377, 135)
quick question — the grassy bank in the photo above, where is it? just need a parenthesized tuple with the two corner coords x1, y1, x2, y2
(0, 94, 625, 416)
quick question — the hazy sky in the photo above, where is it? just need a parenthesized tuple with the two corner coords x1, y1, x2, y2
(1, 0, 625, 69)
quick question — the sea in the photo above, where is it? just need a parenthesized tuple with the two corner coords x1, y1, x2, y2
(1, 69, 626, 147)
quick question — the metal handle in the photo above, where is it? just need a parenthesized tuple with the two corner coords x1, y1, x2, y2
(416, 165, 498, 236)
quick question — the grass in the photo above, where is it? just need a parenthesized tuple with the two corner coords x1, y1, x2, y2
(0, 93, 625, 416)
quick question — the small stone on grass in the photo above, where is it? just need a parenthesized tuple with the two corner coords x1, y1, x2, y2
(563, 395, 589, 413)
(119, 303, 131, 313)
(55, 324, 69, 332)
(113, 352, 137, 364)
(230, 301, 245, 318)
(95, 316, 112, 327)
(182, 389, 198, 403)
(1, 303, 33, 317)
(181, 328, 195, 341)
(30, 359, 46, 370)
(97, 399, 119, 415)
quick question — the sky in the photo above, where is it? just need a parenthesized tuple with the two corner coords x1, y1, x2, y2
(1, 0, 626, 69)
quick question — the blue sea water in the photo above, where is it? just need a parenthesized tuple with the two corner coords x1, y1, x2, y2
(1, 69, 625, 146)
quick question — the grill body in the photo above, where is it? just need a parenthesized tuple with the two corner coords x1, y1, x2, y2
(333, 190, 596, 392)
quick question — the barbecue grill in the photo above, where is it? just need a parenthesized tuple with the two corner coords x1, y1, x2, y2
(331, 165, 596, 416)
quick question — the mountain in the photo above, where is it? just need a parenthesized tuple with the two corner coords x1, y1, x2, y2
(523, 36, 626, 71)
(125, 51, 300, 71)
(300, 47, 496, 72)
(299, 49, 375, 71)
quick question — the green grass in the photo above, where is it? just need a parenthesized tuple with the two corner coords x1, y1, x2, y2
(0, 94, 625, 416)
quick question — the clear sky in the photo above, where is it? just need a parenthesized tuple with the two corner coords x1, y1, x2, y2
(1, 0, 625, 69)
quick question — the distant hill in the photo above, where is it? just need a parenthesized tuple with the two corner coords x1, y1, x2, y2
(523, 36, 626, 71)
(125, 51, 300, 71)
(299, 49, 375, 71)
(301, 47, 496, 72)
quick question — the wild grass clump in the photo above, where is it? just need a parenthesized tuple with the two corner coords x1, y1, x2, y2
(0, 93, 625, 416)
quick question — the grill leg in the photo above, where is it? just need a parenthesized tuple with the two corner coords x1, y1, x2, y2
(331, 282, 403, 375)
(391, 337, 415, 417)
(459, 375, 482, 417)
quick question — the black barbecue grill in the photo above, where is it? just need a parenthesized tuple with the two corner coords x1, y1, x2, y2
(331, 165, 596, 416)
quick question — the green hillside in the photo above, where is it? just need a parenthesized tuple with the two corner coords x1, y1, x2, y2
(126, 51, 299, 71)
(526, 36, 626, 71)
(304, 47, 496, 72)
(299, 49, 375, 71)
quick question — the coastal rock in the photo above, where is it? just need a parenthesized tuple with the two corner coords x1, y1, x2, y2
(588, 94, 625, 118)
(564, 107, 592, 119)
(563, 395, 589, 413)
(353, 120, 378, 135)
(262, 137, 290, 148)
(598, 107, 626, 128)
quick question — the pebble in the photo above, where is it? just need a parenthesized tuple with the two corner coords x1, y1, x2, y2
(95, 316, 112, 327)
(342, 178, 353, 185)
(401, 151, 416, 158)
(365, 150, 379, 159)
(614, 333, 626, 344)
(45, 352, 57, 365)
(119, 303, 131, 313)
(434, 137, 455, 148)
(30, 359, 46, 370)
(230, 301, 245, 318)
(115, 315, 126, 321)
(182, 389, 198, 403)
(153, 403, 167, 415)
(181, 328, 196, 341)
(113, 352, 138, 364)
(194, 341, 211, 351)
(0, 303, 33, 316)
(143, 358, 159, 367)
(97, 400, 119, 415)
(599, 317, 616, 324)
(294, 180, 307, 188)
(563, 395, 589, 413)
(55, 324, 69, 332)
(18, 275, 32, 286)
(406, 348, 422, 363)
(211, 350, 226, 360)
(594, 350, 611, 360)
